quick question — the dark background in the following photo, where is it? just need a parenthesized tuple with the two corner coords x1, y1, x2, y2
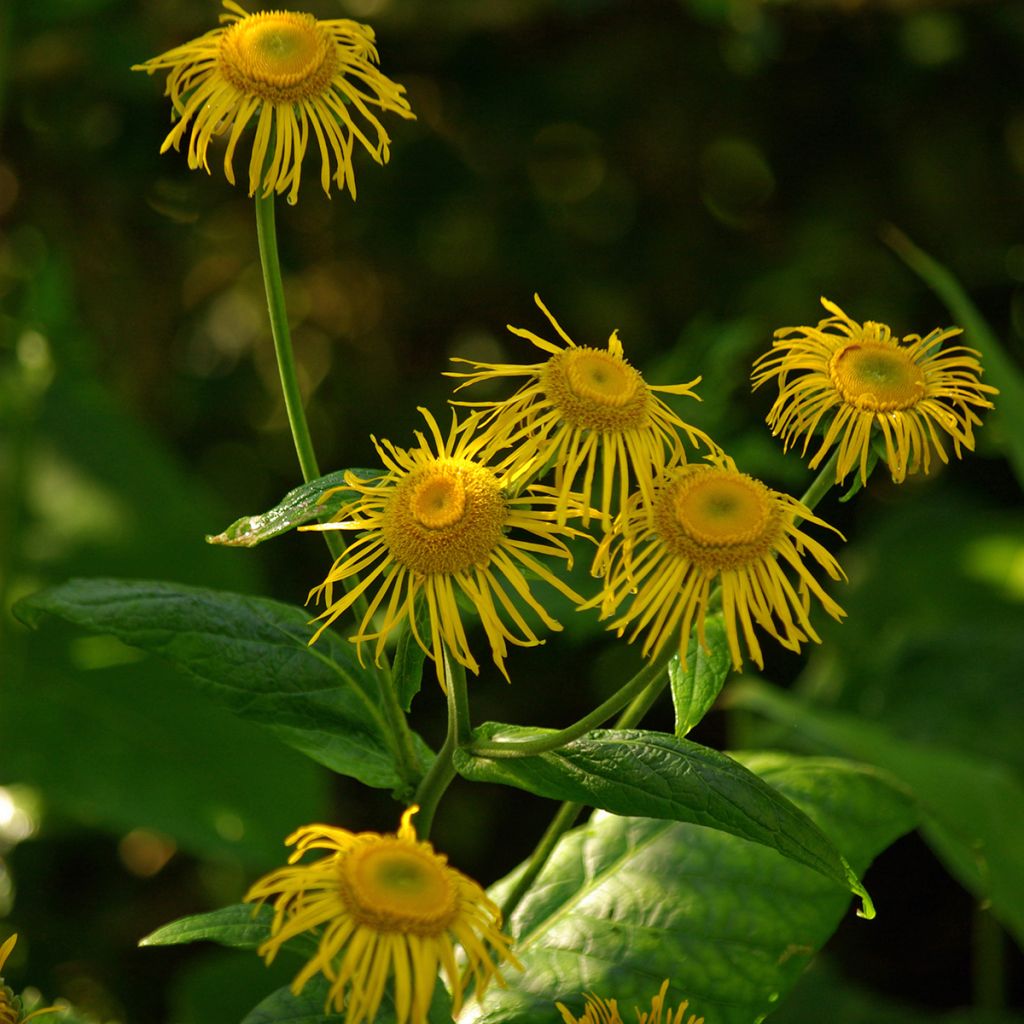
(1, 0, 1022, 1021)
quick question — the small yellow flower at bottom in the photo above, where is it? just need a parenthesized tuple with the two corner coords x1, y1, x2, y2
(592, 454, 846, 671)
(0, 935, 61, 1024)
(245, 806, 520, 1024)
(557, 980, 704, 1024)
(752, 297, 997, 485)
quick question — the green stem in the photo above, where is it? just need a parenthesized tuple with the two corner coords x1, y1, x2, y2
(973, 903, 1006, 1011)
(499, 800, 583, 922)
(470, 647, 673, 758)
(254, 191, 322, 488)
(798, 449, 841, 514)
(413, 655, 472, 838)
(253, 192, 420, 789)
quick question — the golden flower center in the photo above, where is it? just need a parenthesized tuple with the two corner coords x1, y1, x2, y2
(384, 460, 508, 575)
(654, 467, 781, 571)
(218, 12, 338, 104)
(338, 839, 459, 934)
(829, 342, 926, 412)
(543, 348, 649, 431)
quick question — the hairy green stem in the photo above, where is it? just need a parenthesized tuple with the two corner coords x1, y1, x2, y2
(253, 192, 420, 788)
(798, 449, 841, 515)
(413, 656, 472, 837)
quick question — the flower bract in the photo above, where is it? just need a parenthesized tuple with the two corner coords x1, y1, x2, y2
(557, 979, 704, 1024)
(133, 1, 414, 203)
(304, 408, 588, 686)
(0, 935, 60, 1024)
(752, 297, 997, 484)
(592, 454, 846, 670)
(447, 294, 714, 527)
(246, 807, 519, 1024)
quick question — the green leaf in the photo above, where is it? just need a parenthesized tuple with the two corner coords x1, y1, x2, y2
(883, 226, 1024, 484)
(456, 725, 873, 915)
(14, 578, 430, 790)
(669, 613, 731, 736)
(729, 679, 1024, 951)
(206, 469, 380, 548)
(139, 904, 320, 956)
(391, 599, 430, 713)
(479, 755, 916, 1024)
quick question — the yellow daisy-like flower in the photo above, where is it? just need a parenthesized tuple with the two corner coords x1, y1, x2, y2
(447, 295, 714, 527)
(246, 806, 519, 1024)
(133, 1, 414, 204)
(557, 979, 704, 1024)
(304, 408, 587, 686)
(593, 454, 846, 670)
(0, 935, 60, 1024)
(752, 297, 997, 485)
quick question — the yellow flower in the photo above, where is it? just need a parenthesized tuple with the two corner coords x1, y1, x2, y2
(447, 295, 714, 527)
(593, 454, 846, 670)
(0, 935, 60, 1024)
(304, 408, 587, 686)
(557, 979, 704, 1024)
(246, 806, 519, 1024)
(133, 1, 414, 204)
(752, 297, 997, 485)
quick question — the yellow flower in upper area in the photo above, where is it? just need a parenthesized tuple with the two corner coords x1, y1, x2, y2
(557, 980, 704, 1024)
(133, 0, 414, 204)
(752, 297, 997, 485)
(0, 935, 60, 1024)
(592, 454, 846, 670)
(447, 295, 714, 527)
(246, 806, 519, 1024)
(304, 408, 587, 687)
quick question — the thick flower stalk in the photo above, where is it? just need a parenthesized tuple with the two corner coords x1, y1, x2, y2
(448, 294, 714, 527)
(752, 297, 997, 484)
(133, 0, 414, 203)
(246, 807, 519, 1024)
(304, 408, 588, 686)
(0, 935, 60, 1024)
(557, 979, 704, 1024)
(592, 454, 846, 670)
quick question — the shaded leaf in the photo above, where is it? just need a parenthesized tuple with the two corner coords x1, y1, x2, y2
(456, 725, 872, 914)
(15, 578, 430, 790)
(729, 679, 1024, 951)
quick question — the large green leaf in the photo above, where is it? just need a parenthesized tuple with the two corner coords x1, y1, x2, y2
(729, 679, 1024, 952)
(669, 613, 731, 737)
(140, 904, 319, 956)
(206, 469, 380, 548)
(456, 725, 872, 914)
(14, 578, 430, 791)
(476, 754, 915, 1024)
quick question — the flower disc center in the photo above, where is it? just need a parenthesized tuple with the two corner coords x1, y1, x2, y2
(829, 343, 926, 411)
(411, 473, 466, 530)
(654, 467, 781, 570)
(219, 12, 337, 103)
(543, 348, 649, 430)
(339, 840, 458, 934)
(384, 460, 508, 575)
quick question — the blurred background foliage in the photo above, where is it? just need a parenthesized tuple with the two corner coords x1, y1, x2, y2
(1, 0, 1022, 1021)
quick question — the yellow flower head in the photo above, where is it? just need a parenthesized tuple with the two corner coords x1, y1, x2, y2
(592, 454, 846, 671)
(752, 297, 997, 485)
(557, 980, 704, 1024)
(246, 806, 520, 1024)
(0, 935, 60, 1024)
(447, 295, 714, 528)
(304, 408, 588, 686)
(133, 0, 414, 204)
